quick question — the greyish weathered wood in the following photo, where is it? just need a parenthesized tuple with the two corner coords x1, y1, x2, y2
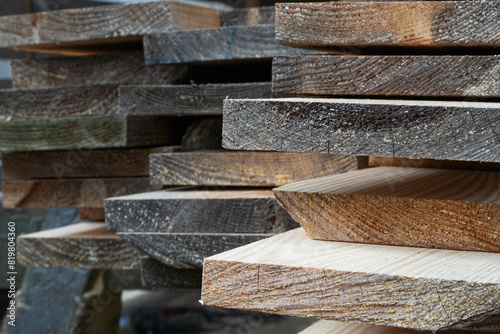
(0, 1, 223, 55)
(140, 258, 202, 290)
(18, 223, 145, 269)
(150, 151, 363, 186)
(221, 6, 275, 26)
(272, 55, 500, 98)
(275, 2, 500, 51)
(222, 98, 500, 162)
(11, 53, 188, 89)
(144, 24, 317, 65)
(104, 189, 298, 233)
(182, 118, 222, 151)
(120, 232, 271, 269)
(369, 156, 500, 171)
(119, 83, 271, 116)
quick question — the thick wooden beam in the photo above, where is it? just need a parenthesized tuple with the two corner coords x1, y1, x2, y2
(182, 118, 222, 151)
(104, 189, 298, 233)
(202, 228, 500, 332)
(150, 151, 363, 186)
(221, 6, 274, 27)
(369, 156, 500, 171)
(18, 223, 145, 269)
(222, 98, 500, 162)
(144, 24, 317, 65)
(121, 233, 271, 269)
(0, 1, 223, 55)
(3, 177, 159, 209)
(140, 258, 202, 290)
(273, 56, 500, 98)
(274, 167, 500, 252)
(2, 146, 179, 179)
(275, 2, 500, 51)
(119, 83, 271, 116)
(11, 53, 188, 89)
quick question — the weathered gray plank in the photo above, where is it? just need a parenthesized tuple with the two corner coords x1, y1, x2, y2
(140, 258, 201, 289)
(221, 6, 275, 26)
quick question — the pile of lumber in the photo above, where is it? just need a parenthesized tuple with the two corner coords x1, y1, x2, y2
(202, 2, 500, 333)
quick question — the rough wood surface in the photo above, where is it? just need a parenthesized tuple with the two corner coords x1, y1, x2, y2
(182, 118, 222, 151)
(119, 83, 271, 116)
(202, 228, 500, 332)
(369, 156, 500, 171)
(121, 232, 271, 269)
(18, 222, 145, 269)
(0, 115, 187, 152)
(140, 258, 201, 289)
(79, 208, 105, 221)
(275, 2, 500, 51)
(2, 146, 179, 179)
(274, 167, 500, 252)
(3, 177, 159, 209)
(150, 151, 362, 186)
(11, 53, 188, 89)
(0, 1, 223, 55)
(104, 189, 298, 233)
(222, 98, 500, 162)
(144, 24, 317, 65)
(273, 56, 500, 98)
(221, 6, 275, 26)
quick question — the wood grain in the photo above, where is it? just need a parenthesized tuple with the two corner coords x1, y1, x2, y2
(202, 228, 500, 332)
(11, 53, 188, 89)
(274, 167, 500, 252)
(221, 6, 274, 27)
(222, 98, 500, 162)
(104, 189, 298, 233)
(182, 118, 222, 151)
(150, 151, 363, 186)
(120, 232, 271, 269)
(79, 208, 105, 221)
(275, 2, 500, 50)
(273, 56, 500, 98)
(0, 1, 223, 55)
(140, 258, 201, 290)
(18, 222, 145, 269)
(2, 146, 179, 179)
(119, 83, 271, 116)
(369, 156, 500, 171)
(144, 24, 317, 65)
(3, 177, 159, 209)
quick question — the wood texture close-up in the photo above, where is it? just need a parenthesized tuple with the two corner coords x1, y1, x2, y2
(104, 189, 298, 233)
(202, 228, 500, 332)
(273, 55, 500, 98)
(222, 98, 500, 162)
(274, 167, 500, 252)
(221, 6, 275, 27)
(18, 222, 145, 269)
(369, 156, 500, 171)
(140, 258, 202, 290)
(150, 151, 363, 186)
(181, 117, 222, 151)
(275, 2, 500, 50)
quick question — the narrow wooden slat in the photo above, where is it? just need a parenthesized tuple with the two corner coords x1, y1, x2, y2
(275, 2, 500, 51)
(220, 6, 275, 26)
(150, 151, 362, 186)
(144, 24, 317, 65)
(140, 258, 202, 290)
(104, 189, 298, 233)
(369, 156, 500, 171)
(273, 55, 500, 98)
(202, 228, 500, 332)
(222, 98, 500, 162)
(274, 167, 500, 252)
(3, 177, 159, 209)
(182, 118, 222, 151)
(18, 222, 145, 269)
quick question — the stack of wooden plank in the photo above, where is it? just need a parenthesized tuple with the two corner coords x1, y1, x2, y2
(202, 2, 500, 332)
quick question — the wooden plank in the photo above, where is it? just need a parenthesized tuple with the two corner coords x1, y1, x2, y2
(79, 208, 105, 221)
(201, 228, 500, 332)
(220, 6, 275, 26)
(273, 55, 500, 98)
(119, 82, 272, 116)
(369, 156, 500, 171)
(275, 2, 500, 51)
(0, 115, 188, 152)
(150, 151, 363, 186)
(144, 24, 317, 65)
(104, 189, 298, 233)
(140, 258, 202, 290)
(222, 98, 500, 162)
(18, 222, 145, 269)
(120, 232, 271, 269)
(11, 53, 188, 89)
(3, 177, 159, 209)
(182, 118, 222, 151)
(274, 167, 500, 252)
(2, 146, 180, 179)
(0, 1, 223, 55)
